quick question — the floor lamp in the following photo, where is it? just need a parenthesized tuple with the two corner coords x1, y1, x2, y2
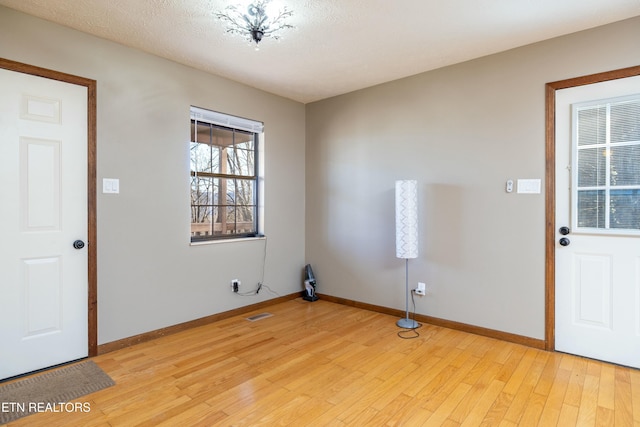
(395, 180, 419, 329)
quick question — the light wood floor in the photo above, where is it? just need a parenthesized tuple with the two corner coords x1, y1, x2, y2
(6, 299, 640, 426)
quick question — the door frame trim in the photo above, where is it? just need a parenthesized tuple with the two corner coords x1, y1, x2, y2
(0, 58, 98, 357)
(545, 65, 640, 351)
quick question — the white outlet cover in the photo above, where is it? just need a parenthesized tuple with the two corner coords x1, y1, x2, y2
(517, 179, 541, 194)
(103, 178, 120, 194)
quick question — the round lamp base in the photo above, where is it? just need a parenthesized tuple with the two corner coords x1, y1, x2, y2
(396, 318, 419, 329)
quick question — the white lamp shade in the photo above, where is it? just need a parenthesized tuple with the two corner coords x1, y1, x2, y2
(395, 180, 419, 259)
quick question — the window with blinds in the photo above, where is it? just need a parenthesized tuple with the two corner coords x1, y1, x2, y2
(573, 95, 640, 232)
(190, 106, 262, 241)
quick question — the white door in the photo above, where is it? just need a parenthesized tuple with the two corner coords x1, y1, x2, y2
(555, 75, 640, 368)
(0, 68, 88, 379)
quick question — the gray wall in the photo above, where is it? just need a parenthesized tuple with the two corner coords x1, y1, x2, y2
(3, 4, 640, 345)
(0, 6, 306, 344)
(305, 16, 640, 340)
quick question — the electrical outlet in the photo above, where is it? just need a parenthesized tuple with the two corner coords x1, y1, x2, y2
(231, 279, 240, 293)
(415, 282, 426, 295)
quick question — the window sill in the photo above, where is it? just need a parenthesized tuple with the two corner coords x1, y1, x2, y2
(190, 235, 266, 246)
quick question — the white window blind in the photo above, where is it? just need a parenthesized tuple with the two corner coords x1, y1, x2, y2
(190, 106, 263, 133)
(573, 95, 640, 232)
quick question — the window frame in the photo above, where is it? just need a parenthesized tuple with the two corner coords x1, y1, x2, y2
(571, 94, 640, 236)
(190, 106, 263, 242)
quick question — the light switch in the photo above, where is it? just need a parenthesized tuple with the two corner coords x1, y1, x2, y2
(506, 180, 514, 193)
(103, 178, 120, 194)
(517, 179, 541, 194)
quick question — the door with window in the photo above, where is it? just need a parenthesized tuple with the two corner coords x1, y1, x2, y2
(555, 74, 640, 368)
(0, 65, 90, 379)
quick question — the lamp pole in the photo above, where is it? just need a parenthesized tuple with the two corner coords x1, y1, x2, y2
(397, 258, 418, 328)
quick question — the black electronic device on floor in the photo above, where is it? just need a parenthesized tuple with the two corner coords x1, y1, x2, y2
(303, 264, 319, 302)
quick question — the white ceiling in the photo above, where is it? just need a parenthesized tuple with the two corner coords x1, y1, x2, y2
(2, 0, 640, 103)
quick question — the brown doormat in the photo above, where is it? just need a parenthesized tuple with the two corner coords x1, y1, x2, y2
(0, 360, 115, 424)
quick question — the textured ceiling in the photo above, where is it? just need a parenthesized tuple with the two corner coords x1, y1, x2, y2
(1, 0, 640, 103)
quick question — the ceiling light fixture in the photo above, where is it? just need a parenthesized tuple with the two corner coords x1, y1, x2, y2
(215, 0, 294, 50)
